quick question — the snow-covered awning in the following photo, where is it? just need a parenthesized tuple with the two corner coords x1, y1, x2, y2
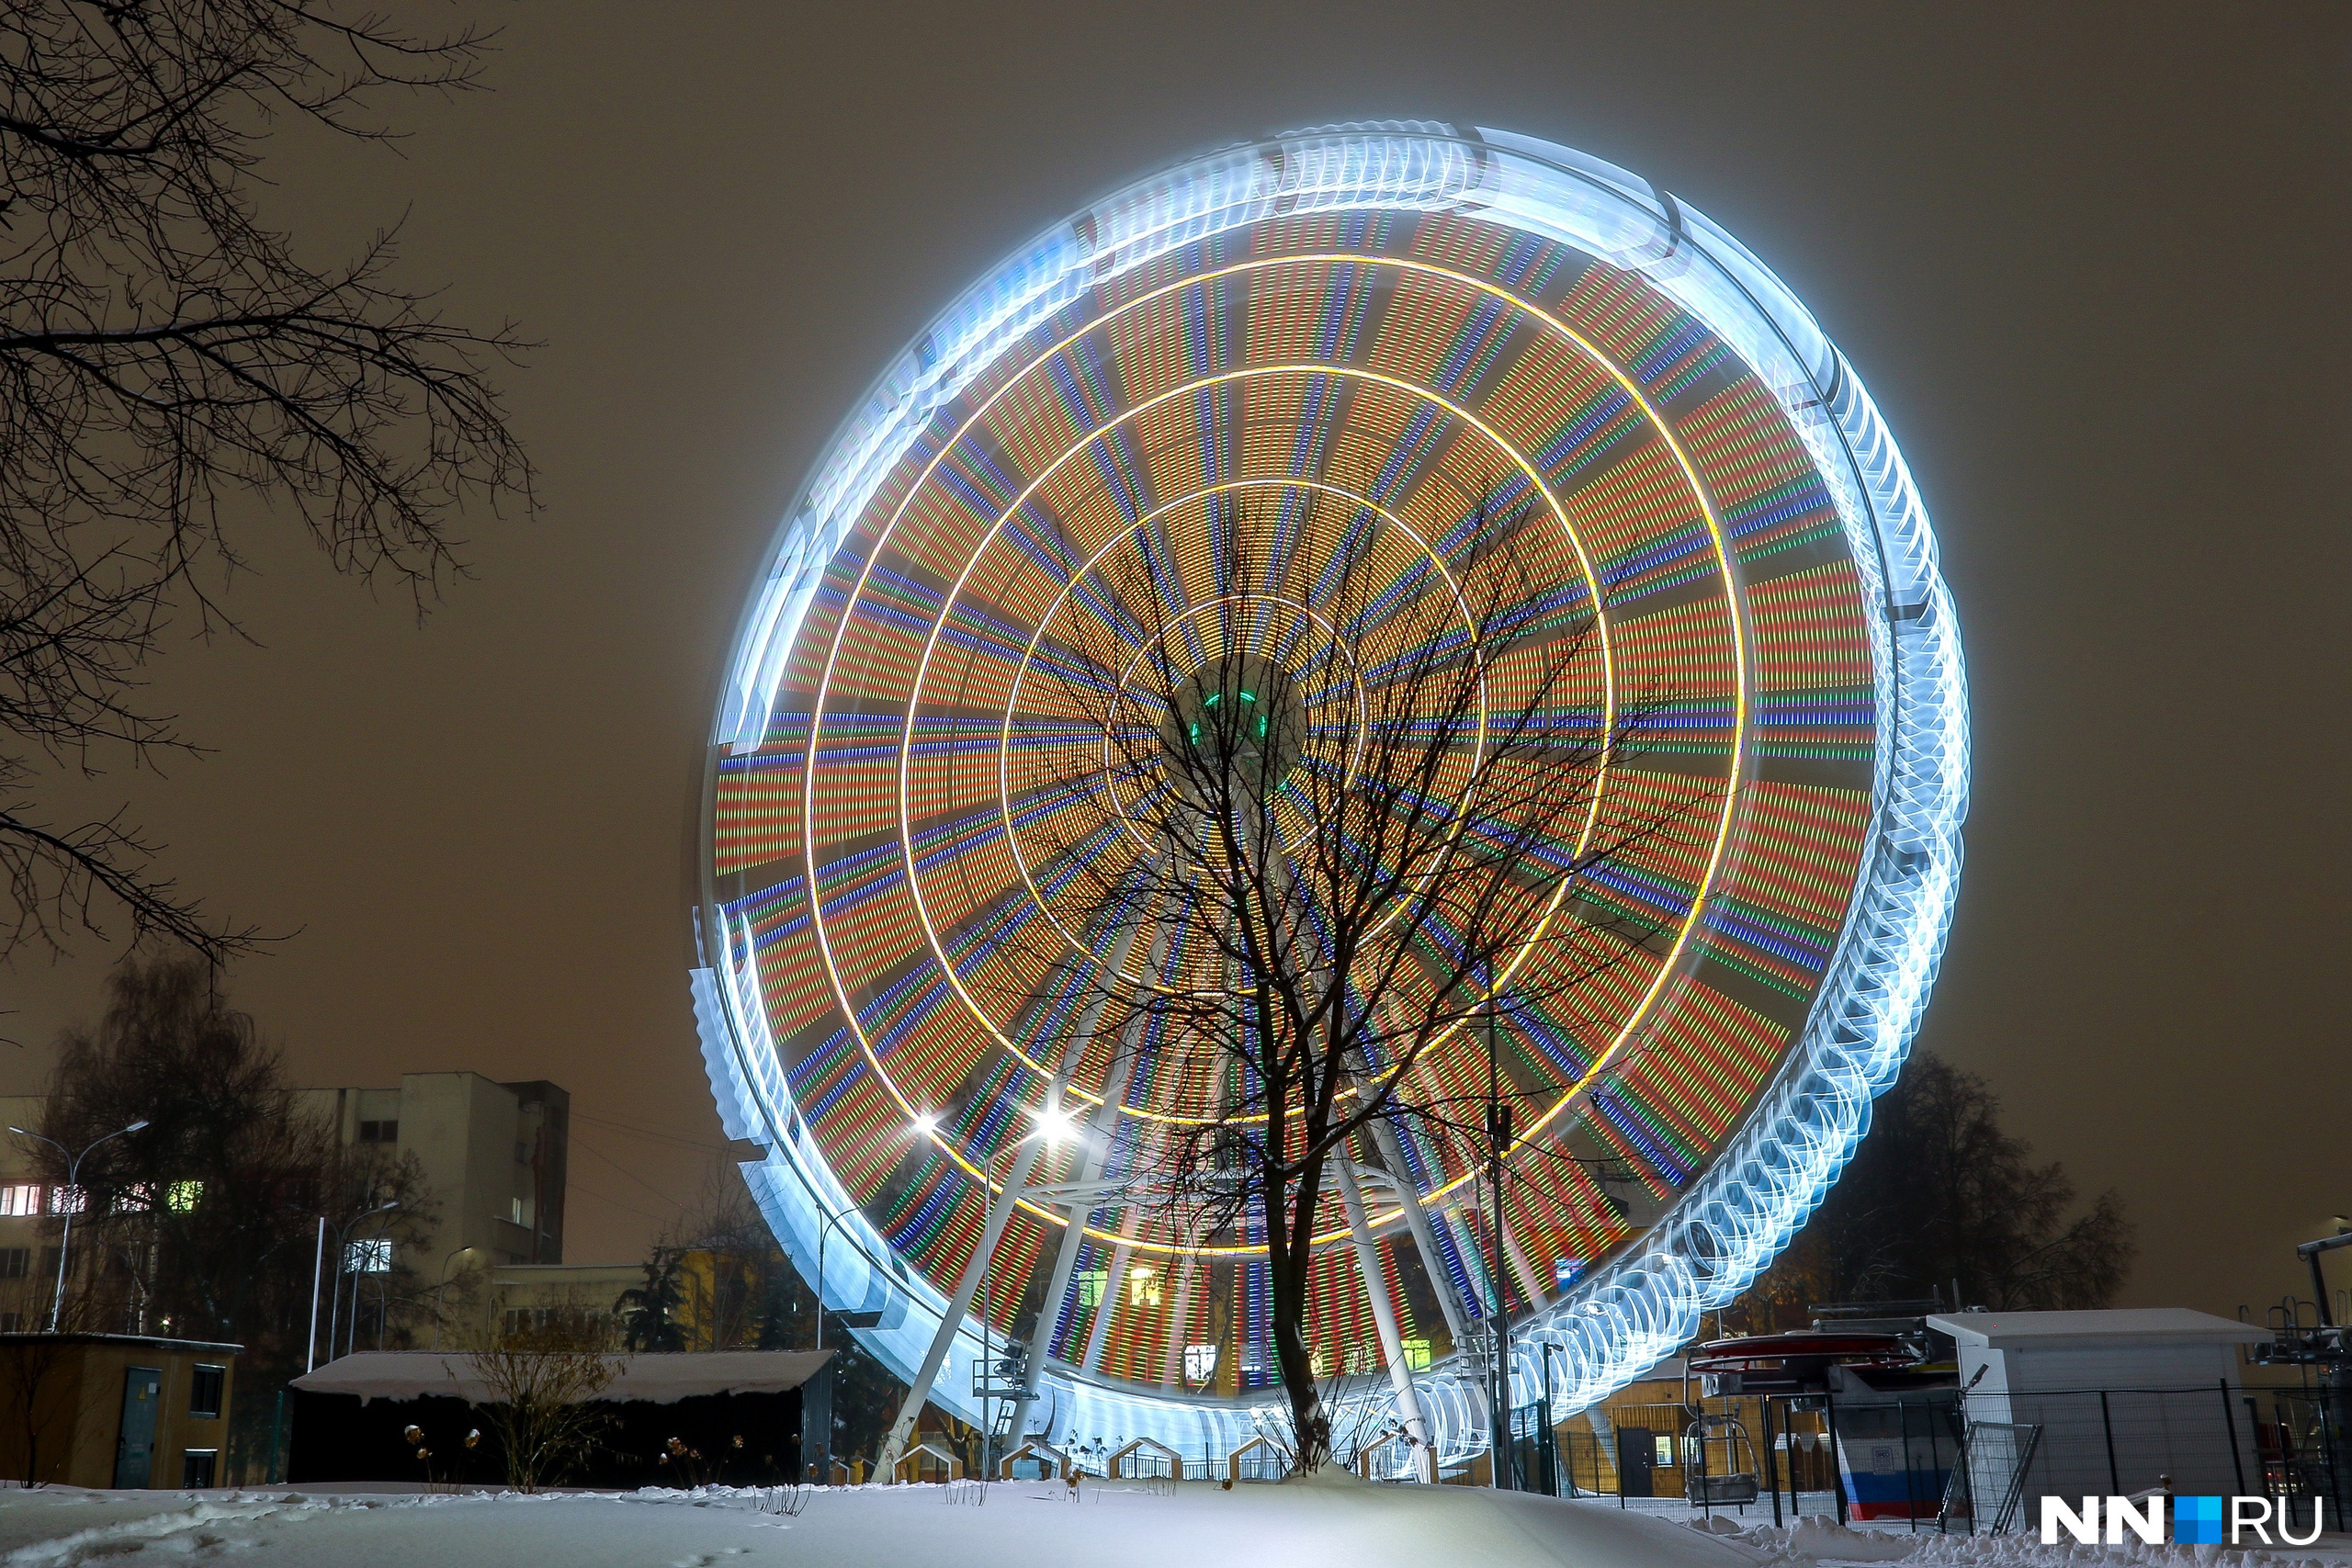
(290, 1349, 832, 1405)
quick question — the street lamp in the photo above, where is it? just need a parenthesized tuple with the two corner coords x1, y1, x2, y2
(813, 1197, 895, 1356)
(8, 1120, 148, 1331)
(321, 1201, 398, 1365)
(813, 1111, 955, 1353)
(430, 1246, 486, 1351)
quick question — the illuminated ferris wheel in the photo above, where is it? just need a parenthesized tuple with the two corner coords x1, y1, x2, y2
(692, 123, 1966, 1472)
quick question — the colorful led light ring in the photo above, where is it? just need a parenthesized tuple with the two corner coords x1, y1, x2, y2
(692, 123, 1966, 1471)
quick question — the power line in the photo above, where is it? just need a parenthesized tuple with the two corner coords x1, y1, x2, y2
(568, 1108, 729, 1154)
(567, 1133, 692, 1212)
(563, 1178, 669, 1225)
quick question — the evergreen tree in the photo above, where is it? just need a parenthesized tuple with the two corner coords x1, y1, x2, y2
(1736, 1051, 2136, 1325)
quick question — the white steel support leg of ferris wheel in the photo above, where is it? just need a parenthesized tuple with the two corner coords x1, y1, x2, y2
(1360, 1097, 1474, 1346)
(876, 918, 1144, 1475)
(876, 1125, 1047, 1475)
(1080, 1227, 1135, 1373)
(1006, 1007, 1145, 1445)
(1491, 1174, 1553, 1314)
(1335, 1152, 1433, 1481)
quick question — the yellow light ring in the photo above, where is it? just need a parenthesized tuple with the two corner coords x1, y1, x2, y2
(899, 366, 1549, 1125)
(1000, 480, 1467, 981)
(787, 253, 1747, 1257)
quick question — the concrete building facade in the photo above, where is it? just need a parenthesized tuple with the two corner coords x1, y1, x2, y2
(0, 1073, 570, 1331)
(292, 1073, 571, 1272)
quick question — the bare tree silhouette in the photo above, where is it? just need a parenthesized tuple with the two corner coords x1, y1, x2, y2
(0, 1, 535, 961)
(969, 484, 1712, 1471)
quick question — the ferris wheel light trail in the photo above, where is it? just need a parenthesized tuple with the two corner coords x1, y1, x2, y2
(691, 122, 1966, 1475)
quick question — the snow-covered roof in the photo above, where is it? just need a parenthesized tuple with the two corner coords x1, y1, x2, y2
(291, 1349, 831, 1404)
(1925, 1309, 2265, 1348)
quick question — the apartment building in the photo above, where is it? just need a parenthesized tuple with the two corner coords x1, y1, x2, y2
(0, 1073, 570, 1319)
(293, 1073, 571, 1270)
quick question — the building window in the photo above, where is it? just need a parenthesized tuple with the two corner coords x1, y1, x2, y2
(508, 1196, 534, 1227)
(0, 1247, 27, 1280)
(165, 1180, 202, 1214)
(357, 1120, 398, 1144)
(514, 1140, 531, 1165)
(180, 1450, 217, 1488)
(345, 1237, 392, 1274)
(112, 1181, 155, 1213)
(1076, 1269, 1106, 1308)
(189, 1364, 224, 1418)
(0, 1184, 40, 1217)
(1182, 1344, 1218, 1384)
(45, 1186, 85, 1216)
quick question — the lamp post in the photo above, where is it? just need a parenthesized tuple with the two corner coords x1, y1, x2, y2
(1540, 1341, 1564, 1496)
(322, 1201, 398, 1364)
(1483, 975, 1515, 1492)
(430, 1245, 485, 1351)
(7, 1120, 147, 1331)
(306, 1218, 326, 1373)
(813, 1197, 895, 1355)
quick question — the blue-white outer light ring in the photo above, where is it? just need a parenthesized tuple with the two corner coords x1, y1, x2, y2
(692, 121, 1967, 1467)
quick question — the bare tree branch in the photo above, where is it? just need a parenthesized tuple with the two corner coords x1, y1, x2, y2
(975, 484, 1714, 1469)
(0, 0, 536, 962)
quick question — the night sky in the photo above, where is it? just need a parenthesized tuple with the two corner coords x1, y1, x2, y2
(4, 3, 2345, 1321)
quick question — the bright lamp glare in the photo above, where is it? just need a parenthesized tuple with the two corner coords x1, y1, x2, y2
(910, 1112, 940, 1136)
(1035, 1108, 1077, 1145)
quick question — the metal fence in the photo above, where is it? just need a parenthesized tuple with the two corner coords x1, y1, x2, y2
(1499, 1382, 2346, 1536)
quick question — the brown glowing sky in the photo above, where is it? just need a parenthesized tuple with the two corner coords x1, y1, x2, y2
(3, 3, 2346, 1319)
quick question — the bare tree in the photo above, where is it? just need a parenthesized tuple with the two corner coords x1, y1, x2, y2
(0, 0, 535, 962)
(666, 1167, 795, 1352)
(461, 1317, 616, 1493)
(1735, 1050, 2136, 1325)
(990, 487, 1706, 1471)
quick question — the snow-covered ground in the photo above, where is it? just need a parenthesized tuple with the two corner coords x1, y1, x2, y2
(0, 1481, 2343, 1568)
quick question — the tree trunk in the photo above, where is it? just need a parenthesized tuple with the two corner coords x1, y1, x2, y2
(1263, 1172, 1330, 1473)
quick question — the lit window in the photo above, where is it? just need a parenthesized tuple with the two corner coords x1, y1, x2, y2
(1400, 1337, 1431, 1371)
(112, 1182, 155, 1213)
(166, 1180, 202, 1214)
(1182, 1344, 1218, 1383)
(1655, 1435, 1675, 1467)
(509, 1196, 533, 1226)
(1127, 1266, 1160, 1308)
(1077, 1269, 1106, 1308)
(345, 1237, 392, 1274)
(0, 1185, 39, 1217)
(46, 1186, 85, 1216)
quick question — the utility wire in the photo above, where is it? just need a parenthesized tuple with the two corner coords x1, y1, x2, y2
(567, 1134, 692, 1211)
